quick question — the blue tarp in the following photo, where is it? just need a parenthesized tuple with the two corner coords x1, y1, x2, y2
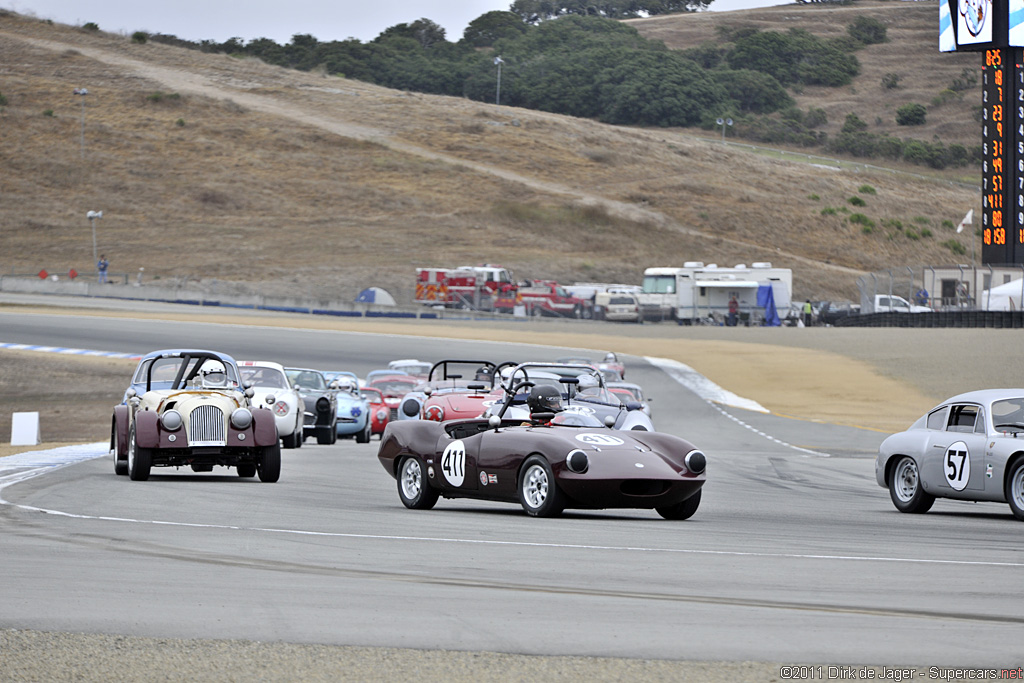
(757, 285, 781, 327)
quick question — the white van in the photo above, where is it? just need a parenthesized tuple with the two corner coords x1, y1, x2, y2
(595, 292, 642, 323)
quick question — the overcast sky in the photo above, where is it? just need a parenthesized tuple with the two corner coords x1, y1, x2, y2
(3, 0, 786, 44)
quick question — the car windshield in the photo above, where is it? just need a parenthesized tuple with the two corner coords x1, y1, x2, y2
(360, 389, 383, 402)
(991, 398, 1024, 429)
(550, 412, 604, 428)
(286, 369, 327, 391)
(134, 355, 240, 389)
(239, 367, 288, 389)
(611, 387, 640, 402)
(371, 379, 417, 395)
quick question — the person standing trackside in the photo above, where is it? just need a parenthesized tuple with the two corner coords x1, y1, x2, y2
(97, 254, 109, 284)
(728, 295, 738, 327)
(802, 299, 813, 327)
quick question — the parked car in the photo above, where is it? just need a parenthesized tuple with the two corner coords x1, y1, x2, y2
(325, 371, 372, 443)
(285, 367, 338, 444)
(238, 360, 305, 449)
(359, 386, 390, 439)
(377, 380, 705, 518)
(872, 294, 931, 314)
(595, 292, 642, 323)
(876, 389, 1024, 520)
(111, 349, 280, 482)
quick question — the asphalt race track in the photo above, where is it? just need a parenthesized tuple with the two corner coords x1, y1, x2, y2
(1, 310, 1022, 668)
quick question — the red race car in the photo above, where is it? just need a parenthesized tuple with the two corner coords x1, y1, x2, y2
(359, 386, 390, 439)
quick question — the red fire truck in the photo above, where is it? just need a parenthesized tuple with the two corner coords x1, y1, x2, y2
(494, 280, 593, 318)
(415, 264, 515, 311)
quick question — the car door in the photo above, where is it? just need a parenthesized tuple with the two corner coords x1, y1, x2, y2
(433, 428, 480, 494)
(924, 403, 986, 494)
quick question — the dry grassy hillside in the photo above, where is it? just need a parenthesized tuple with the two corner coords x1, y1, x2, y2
(0, 7, 980, 304)
(629, 0, 980, 149)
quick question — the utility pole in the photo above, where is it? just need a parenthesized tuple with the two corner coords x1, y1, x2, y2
(494, 56, 504, 106)
(73, 87, 88, 159)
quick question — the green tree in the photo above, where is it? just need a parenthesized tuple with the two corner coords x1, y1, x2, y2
(462, 11, 527, 47)
(375, 18, 447, 49)
(712, 69, 792, 114)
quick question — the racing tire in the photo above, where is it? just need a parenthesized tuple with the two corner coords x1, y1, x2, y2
(257, 443, 281, 483)
(112, 422, 128, 476)
(889, 455, 934, 514)
(656, 489, 701, 520)
(1004, 458, 1024, 521)
(237, 463, 256, 478)
(356, 422, 371, 444)
(317, 427, 333, 445)
(329, 423, 338, 444)
(282, 429, 300, 449)
(127, 423, 151, 482)
(397, 456, 438, 510)
(518, 455, 565, 518)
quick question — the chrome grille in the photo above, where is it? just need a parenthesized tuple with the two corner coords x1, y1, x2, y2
(389, 407, 398, 421)
(188, 404, 226, 445)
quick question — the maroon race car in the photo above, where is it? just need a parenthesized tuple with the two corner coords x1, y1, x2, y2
(377, 379, 706, 519)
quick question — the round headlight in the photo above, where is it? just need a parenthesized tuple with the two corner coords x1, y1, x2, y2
(376, 409, 388, 421)
(316, 397, 330, 412)
(566, 449, 589, 474)
(230, 408, 254, 430)
(684, 450, 706, 474)
(424, 405, 444, 421)
(160, 410, 183, 431)
(401, 399, 420, 417)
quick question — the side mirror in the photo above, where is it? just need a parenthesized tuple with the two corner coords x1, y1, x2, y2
(603, 415, 616, 428)
(126, 388, 137, 399)
(265, 394, 276, 405)
(625, 401, 642, 411)
(244, 387, 255, 398)
(488, 415, 501, 430)
(424, 386, 433, 397)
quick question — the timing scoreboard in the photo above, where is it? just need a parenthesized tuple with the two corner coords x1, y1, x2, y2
(941, 0, 1024, 264)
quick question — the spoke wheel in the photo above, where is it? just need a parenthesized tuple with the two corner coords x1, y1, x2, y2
(518, 455, 564, 517)
(398, 456, 438, 510)
(889, 455, 933, 513)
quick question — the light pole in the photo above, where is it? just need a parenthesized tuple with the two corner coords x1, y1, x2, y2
(717, 117, 733, 143)
(86, 210, 102, 267)
(73, 88, 88, 159)
(494, 56, 504, 106)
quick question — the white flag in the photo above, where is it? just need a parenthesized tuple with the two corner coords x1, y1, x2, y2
(956, 209, 973, 233)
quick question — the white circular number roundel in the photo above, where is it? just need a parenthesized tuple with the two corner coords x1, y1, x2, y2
(441, 440, 467, 487)
(574, 433, 625, 446)
(944, 440, 971, 491)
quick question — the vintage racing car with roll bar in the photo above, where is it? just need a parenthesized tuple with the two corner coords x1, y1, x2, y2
(111, 349, 281, 482)
(377, 373, 705, 518)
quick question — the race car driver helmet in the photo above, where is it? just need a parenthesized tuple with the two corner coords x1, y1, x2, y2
(527, 384, 564, 415)
(200, 360, 228, 387)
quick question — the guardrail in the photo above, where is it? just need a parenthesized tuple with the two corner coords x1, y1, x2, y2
(835, 311, 1024, 328)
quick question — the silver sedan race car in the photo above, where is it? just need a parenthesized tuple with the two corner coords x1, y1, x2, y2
(876, 389, 1024, 520)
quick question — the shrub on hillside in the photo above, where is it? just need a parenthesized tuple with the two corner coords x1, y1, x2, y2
(82, 22, 99, 31)
(881, 73, 901, 89)
(848, 16, 887, 45)
(896, 103, 927, 126)
(131, 31, 148, 44)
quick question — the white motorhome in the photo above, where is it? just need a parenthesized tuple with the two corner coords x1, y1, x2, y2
(639, 262, 792, 324)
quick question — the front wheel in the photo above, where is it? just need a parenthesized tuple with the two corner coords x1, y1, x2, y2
(518, 455, 565, 517)
(657, 489, 701, 520)
(258, 443, 281, 483)
(112, 422, 127, 476)
(889, 455, 934, 513)
(397, 456, 438, 510)
(127, 423, 151, 481)
(282, 428, 300, 449)
(1004, 459, 1024, 521)
(356, 422, 371, 444)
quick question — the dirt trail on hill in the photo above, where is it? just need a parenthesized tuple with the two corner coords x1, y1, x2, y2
(9, 34, 865, 280)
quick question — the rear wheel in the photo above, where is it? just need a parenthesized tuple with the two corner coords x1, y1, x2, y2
(397, 456, 438, 510)
(317, 427, 333, 445)
(1004, 459, 1024, 521)
(258, 443, 281, 483)
(889, 456, 934, 513)
(112, 422, 127, 476)
(127, 423, 151, 481)
(518, 456, 564, 517)
(656, 489, 701, 520)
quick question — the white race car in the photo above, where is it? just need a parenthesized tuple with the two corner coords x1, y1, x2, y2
(876, 389, 1024, 520)
(238, 360, 305, 449)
